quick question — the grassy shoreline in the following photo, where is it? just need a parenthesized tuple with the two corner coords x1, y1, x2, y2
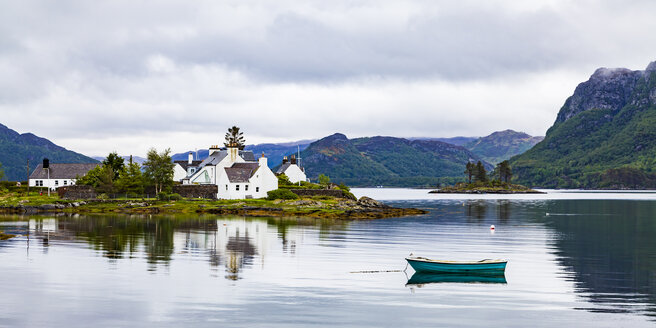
(0, 191, 427, 220)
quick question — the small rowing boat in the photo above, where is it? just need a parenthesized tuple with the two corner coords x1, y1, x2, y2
(406, 256, 507, 273)
(406, 272, 507, 286)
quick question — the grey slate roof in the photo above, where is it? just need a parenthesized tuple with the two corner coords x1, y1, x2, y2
(174, 160, 203, 171)
(239, 151, 256, 162)
(224, 163, 260, 183)
(275, 163, 291, 174)
(275, 163, 304, 174)
(29, 163, 99, 179)
(199, 150, 229, 167)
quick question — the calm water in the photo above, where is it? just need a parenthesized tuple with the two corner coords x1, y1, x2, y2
(1, 189, 656, 327)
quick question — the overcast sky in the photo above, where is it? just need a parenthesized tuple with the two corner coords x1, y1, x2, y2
(1, 0, 656, 157)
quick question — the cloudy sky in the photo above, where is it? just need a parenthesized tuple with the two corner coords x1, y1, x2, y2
(1, 0, 656, 157)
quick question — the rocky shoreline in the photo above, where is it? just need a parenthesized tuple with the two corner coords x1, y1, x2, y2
(0, 197, 427, 220)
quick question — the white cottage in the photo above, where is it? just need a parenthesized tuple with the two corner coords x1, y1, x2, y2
(275, 155, 307, 183)
(29, 163, 99, 190)
(183, 144, 278, 199)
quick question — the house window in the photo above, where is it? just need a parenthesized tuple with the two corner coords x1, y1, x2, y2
(55, 180, 58, 186)
(225, 185, 228, 190)
(245, 185, 249, 191)
(64, 180, 67, 186)
(236, 185, 240, 191)
(256, 187, 259, 192)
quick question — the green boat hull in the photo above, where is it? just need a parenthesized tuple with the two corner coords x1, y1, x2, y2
(406, 272, 507, 285)
(406, 258, 507, 273)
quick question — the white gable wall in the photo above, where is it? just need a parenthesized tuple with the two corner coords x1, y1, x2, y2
(282, 165, 307, 183)
(173, 164, 187, 182)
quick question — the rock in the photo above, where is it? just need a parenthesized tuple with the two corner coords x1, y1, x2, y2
(288, 200, 323, 207)
(357, 196, 388, 208)
(39, 204, 56, 210)
(72, 202, 80, 207)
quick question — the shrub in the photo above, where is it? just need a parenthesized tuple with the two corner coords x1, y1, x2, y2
(267, 189, 299, 200)
(169, 193, 182, 201)
(157, 192, 169, 200)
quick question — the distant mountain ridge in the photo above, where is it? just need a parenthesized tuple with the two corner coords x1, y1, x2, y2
(464, 130, 543, 164)
(0, 123, 98, 181)
(299, 133, 491, 187)
(511, 60, 656, 188)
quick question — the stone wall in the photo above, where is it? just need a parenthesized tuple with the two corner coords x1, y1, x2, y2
(173, 184, 218, 199)
(58, 185, 97, 199)
(290, 189, 356, 200)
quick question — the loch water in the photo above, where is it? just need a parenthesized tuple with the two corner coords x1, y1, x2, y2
(1, 189, 656, 327)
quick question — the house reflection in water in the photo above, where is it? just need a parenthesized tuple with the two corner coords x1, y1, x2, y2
(17, 215, 307, 280)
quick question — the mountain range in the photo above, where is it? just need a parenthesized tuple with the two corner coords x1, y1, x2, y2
(0, 123, 98, 181)
(297, 133, 491, 187)
(465, 130, 543, 164)
(511, 61, 656, 188)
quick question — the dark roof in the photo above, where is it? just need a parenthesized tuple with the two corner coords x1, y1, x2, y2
(239, 151, 256, 162)
(199, 150, 228, 167)
(174, 160, 203, 171)
(275, 163, 304, 174)
(29, 163, 99, 179)
(275, 163, 291, 174)
(224, 163, 260, 183)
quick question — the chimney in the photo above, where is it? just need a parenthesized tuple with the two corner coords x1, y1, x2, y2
(209, 144, 220, 154)
(188, 152, 193, 164)
(290, 154, 296, 165)
(282, 156, 288, 164)
(43, 158, 49, 169)
(259, 153, 267, 167)
(227, 142, 238, 163)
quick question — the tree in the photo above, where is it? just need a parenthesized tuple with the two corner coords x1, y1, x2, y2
(464, 162, 475, 184)
(102, 152, 125, 180)
(475, 161, 488, 183)
(77, 165, 115, 193)
(116, 162, 145, 194)
(277, 174, 291, 186)
(496, 160, 512, 183)
(0, 162, 4, 181)
(318, 174, 330, 185)
(143, 148, 175, 195)
(224, 126, 246, 150)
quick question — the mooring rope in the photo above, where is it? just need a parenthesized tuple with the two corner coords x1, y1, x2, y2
(350, 262, 409, 274)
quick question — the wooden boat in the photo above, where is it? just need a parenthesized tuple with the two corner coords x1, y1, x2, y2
(406, 272, 507, 286)
(406, 256, 507, 273)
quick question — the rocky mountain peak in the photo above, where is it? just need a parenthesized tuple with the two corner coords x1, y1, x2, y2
(555, 65, 644, 124)
(646, 61, 656, 72)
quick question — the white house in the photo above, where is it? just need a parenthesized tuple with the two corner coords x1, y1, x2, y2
(217, 156, 278, 199)
(29, 163, 99, 190)
(184, 143, 278, 199)
(275, 155, 307, 183)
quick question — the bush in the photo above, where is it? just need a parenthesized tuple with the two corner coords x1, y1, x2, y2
(169, 193, 182, 201)
(157, 192, 169, 200)
(267, 189, 299, 200)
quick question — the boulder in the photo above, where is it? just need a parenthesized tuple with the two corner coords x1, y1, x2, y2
(357, 196, 388, 208)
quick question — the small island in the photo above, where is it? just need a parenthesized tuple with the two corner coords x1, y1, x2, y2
(430, 160, 543, 194)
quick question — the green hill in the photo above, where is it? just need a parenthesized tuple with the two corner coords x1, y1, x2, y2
(0, 123, 98, 181)
(465, 130, 543, 164)
(511, 61, 656, 189)
(300, 133, 491, 187)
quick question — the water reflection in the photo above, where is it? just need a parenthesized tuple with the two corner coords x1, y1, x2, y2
(406, 272, 507, 286)
(0, 214, 348, 279)
(543, 200, 656, 318)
